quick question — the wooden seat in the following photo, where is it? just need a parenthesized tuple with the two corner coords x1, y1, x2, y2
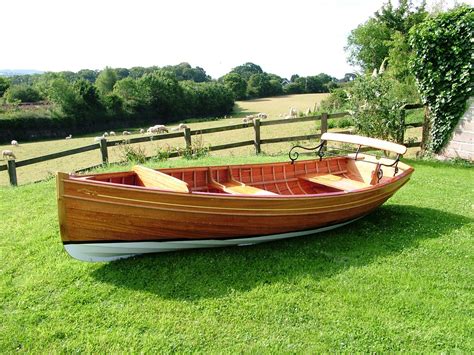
(299, 173, 370, 191)
(133, 165, 190, 193)
(208, 167, 277, 196)
(210, 181, 277, 195)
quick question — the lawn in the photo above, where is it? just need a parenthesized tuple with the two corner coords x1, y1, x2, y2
(1, 156, 472, 352)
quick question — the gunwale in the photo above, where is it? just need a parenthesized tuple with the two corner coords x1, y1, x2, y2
(67, 157, 413, 200)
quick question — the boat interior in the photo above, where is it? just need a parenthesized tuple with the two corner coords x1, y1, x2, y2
(76, 154, 407, 196)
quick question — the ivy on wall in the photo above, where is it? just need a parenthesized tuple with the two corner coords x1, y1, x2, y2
(409, 5, 473, 152)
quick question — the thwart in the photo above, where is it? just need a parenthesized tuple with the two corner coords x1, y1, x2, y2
(56, 133, 414, 262)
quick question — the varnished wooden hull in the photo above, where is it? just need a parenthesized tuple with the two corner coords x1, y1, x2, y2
(57, 157, 413, 261)
(64, 219, 362, 262)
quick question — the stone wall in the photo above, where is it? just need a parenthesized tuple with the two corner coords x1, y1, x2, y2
(440, 97, 474, 161)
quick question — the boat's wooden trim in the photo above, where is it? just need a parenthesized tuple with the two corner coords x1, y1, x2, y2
(56, 172, 69, 242)
(322, 132, 407, 155)
(132, 165, 189, 193)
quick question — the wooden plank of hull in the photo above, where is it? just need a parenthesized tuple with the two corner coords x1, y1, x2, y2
(63, 197, 387, 243)
(58, 172, 411, 243)
(63, 218, 361, 262)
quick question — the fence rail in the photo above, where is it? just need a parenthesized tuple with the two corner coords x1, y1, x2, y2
(1, 106, 424, 186)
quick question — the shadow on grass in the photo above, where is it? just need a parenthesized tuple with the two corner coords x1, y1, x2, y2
(92, 205, 470, 300)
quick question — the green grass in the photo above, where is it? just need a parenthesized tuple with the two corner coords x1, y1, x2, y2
(1, 157, 473, 352)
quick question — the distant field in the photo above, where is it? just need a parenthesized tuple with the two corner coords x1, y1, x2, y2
(234, 93, 329, 118)
(0, 93, 423, 186)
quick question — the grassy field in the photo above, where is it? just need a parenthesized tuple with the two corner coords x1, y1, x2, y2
(1, 156, 472, 352)
(0, 93, 424, 186)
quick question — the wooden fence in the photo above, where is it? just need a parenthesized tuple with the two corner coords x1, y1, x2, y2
(1, 105, 424, 186)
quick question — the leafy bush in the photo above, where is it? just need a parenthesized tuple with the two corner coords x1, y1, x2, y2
(152, 145, 172, 162)
(318, 88, 349, 113)
(0, 77, 10, 97)
(117, 141, 147, 163)
(178, 135, 210, 160)
(336, 117, 354, 128)
(4, 85, 42, 103)
(327, 119, 337, 129)
(221, 73, 247, 100)
(348, 75, 404, 142)
(409, 5, 473, 152)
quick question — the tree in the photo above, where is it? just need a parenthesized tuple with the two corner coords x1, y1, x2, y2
(139, 71, 185, 117)
(58, 71, 77, 82)
(0, 77, 10, 97)
(77, 69, 98, 83)
(231, 62, 263, 81)
(247, 73, 272, 98)
(74, 79, 103, 113)
(290, 74, 300, 82)
(115, 68, 130, 81)
(95, 67, 118, 95)
(46, 78, 82, 118)
(163, 62, 210, 82)
(306, 76, 324, 93)
(283, 81, 305, 95)
(345, 0, 427, 73)
(129, 67, 147, 79)
(221, 72, 247, 100)
(375, 0, 427, 35)
(346, 18, 392, 71)
(4, 85, 42, 103)
(113, 77, 147, 114)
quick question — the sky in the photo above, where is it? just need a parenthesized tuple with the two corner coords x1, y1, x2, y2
(1, 0, 466, 80)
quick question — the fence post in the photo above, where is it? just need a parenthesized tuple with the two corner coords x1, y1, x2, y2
(7, 159, 17, 186)
(421, 105, 431, 152)
(398, 108, 406, 144)
(253, 118, 261, 154)
(321, 113, 328, 135)
(184, 127, 192, 150)
(99, 138, 108, 164)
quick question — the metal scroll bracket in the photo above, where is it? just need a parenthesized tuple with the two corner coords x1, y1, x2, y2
(289, 141, 326, 164)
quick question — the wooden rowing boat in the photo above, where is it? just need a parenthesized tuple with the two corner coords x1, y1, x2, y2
(57, 133, 414, 262)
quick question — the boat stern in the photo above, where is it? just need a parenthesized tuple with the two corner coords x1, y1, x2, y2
(56, 172, 70, 243)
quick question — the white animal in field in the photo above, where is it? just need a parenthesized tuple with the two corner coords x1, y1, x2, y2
(11, 140, 18, 146)
(109, 131, 116, 136)
(94, 136, 104, 142)
(122, 131, 131, 135)
(243, 115, 257, 124)
(139, 128, 145, 134)
(289, 108, 298, 117)
(65, 134, 72, 139)
(103, 132, 109, 137)
(172, 123, 189, 131)
(2, 150, 16, 160)
(257, 113, 268, 119)
(147, 125, 168, 134)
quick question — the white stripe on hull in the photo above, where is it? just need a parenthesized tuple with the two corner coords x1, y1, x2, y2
(64, 218, 360, 262)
